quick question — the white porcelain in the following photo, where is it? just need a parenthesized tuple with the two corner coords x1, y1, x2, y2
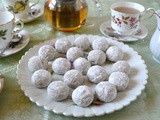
(0, 11, 23, 50)
(100, 21, 148, 42)
(2, 0, 40, 19)
(150, 10, 160, 63)
(0, 73, 4, 94)
(17, 34, 148, 117)
(0, 30, 30, 58)
(110, 2, 150, 35)
(20, 3, 44, 23)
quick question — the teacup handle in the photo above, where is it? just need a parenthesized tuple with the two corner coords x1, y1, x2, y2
(13, 20, 24, 34)
(29, 0, 40, 9)
(141, 8, 159, 21)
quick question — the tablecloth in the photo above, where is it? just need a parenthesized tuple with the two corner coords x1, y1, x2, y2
(0, 0, 160, 120)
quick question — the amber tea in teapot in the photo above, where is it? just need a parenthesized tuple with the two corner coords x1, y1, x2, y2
(44, 0, 102, 31)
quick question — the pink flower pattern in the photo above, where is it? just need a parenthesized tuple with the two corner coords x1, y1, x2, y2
(112, 16, 139, 29)
(129, 17, 138, 29)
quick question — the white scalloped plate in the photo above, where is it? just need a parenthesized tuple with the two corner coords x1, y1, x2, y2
(17, 34, 148, 117)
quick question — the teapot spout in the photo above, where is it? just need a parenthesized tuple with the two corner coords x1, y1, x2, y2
(155, 10, 160, 28)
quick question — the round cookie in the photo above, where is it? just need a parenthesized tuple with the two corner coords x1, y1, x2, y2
(38, 45, 56, 60)
(92, 38, 109, 52)
(28, 56, 48, 73)
(112, 61, 131, 75)
(73, 57, 91, 75)
(95, 81, 117, 102)
(64, 69, 84, 89)
(109, 72, 129, 91)
(66, 47, 83, 62)
(87, 50, 106, 65)
(106, 46, 124, 62)
(47, 81, 69, 101)
(55, 38, 72, 54)
(74, 36, 91, 51)
(52, 58, 71, 75)
(31, 69, 52, 88)
(72, 85, 94, 107)
(87, 66, 108, 83)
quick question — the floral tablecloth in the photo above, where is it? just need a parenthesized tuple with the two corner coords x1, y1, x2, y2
(0, 0, 160, 120)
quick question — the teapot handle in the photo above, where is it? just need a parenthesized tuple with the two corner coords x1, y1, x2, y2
(93, 0, 103, 17)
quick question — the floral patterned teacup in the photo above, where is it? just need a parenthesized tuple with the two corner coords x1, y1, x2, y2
(110, 2, 153, 35)
(2, 0, 40, 19)
(0, 11, 23, 50)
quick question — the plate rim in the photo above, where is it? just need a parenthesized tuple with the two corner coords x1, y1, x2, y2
(22, 3, 44, 23)
(0, 30, 30, 58)
(0, 73, 4, 94)
(16, 34, 148, 117)
(100, 21, 148, 42)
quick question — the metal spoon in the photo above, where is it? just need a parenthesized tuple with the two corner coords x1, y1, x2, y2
(0, 42, 11, 56)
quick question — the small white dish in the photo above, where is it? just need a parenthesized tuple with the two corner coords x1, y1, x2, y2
(19, 3, 44, 23)
(0, 30, 30, 58)
(100, 21, 148, 42)
(0, 73, 4, 94)
(17, 34, 148, 117)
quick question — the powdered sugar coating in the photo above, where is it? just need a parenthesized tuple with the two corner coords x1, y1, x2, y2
(87, 50, 106, 65)
(32, 69, 52, 88)
(55, 38, 72, 54)
(64, 69, 84, 89)
(95, 81, 117, 102)
(73, 57, 91, 75)
(112, 61, 131, 75)
(74, 36, 91, 51)
(52, 58, 71, 75)
(47, 81, 69, 101)
(38, 45, 56, 60)
(106, 46, 124, 62)
(66, 47, 84, 62)
(28, 56, 48, 73)
(72, 85, 94, 107)
(92, 38, 109, 52)
(109, 72, 129, 91)
(87, 66, 108, 83)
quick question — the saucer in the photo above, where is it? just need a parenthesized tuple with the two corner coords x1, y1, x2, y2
(19, 3, 44, 23)
(100, 21, 148, 42)
(0, 30, 30, 58)
(0, 73, 4, 94)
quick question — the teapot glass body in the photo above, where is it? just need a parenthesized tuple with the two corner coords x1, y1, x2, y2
(44, 0, 88, 32)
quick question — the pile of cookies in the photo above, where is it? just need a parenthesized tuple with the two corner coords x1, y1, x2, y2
(28, 35, 131, 107)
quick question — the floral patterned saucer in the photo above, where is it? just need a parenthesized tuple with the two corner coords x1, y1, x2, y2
(0, 30, 30, 58)
(100, 21, 148, 42)
(19, 3, 44, 23)
(0, 73, 4, 94)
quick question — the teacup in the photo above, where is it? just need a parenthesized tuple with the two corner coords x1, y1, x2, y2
(110, 2, 153, 35)
(2, 0, 40, 19)
(0, 11, 24, 50)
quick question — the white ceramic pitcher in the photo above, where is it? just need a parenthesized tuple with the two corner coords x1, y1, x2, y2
(150, 10, 160, 63)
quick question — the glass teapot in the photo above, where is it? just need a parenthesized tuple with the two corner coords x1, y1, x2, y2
(44, 0, 102, 31)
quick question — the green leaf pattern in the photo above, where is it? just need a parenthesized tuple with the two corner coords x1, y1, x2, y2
(0, 30, 7, 40)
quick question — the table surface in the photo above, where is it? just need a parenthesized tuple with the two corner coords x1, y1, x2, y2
(0, 0, 160, 120)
